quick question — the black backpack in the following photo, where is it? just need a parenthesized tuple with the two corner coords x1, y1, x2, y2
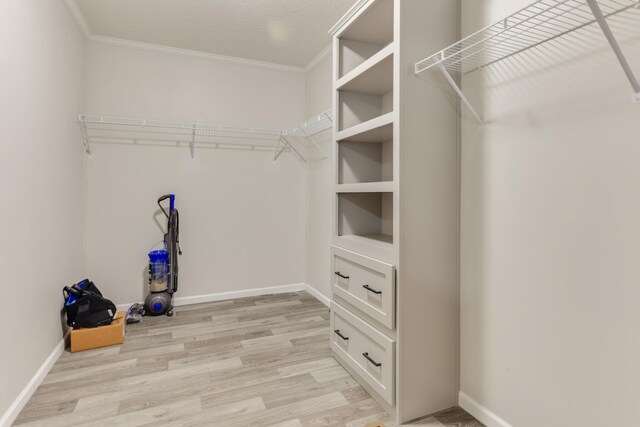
(63, 279, 116, 328)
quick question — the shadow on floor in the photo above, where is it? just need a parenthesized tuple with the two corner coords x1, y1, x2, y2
(406, 406, 484, 426)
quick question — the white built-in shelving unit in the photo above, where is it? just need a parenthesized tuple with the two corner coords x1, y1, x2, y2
(329, 0, 460, 423)
(78, 110, 333, 162)
(332, 0, 396, 259)
(415, 0, 640, 124)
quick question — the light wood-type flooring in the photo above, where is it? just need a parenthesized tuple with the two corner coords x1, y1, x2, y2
(14, 292, 482, 426)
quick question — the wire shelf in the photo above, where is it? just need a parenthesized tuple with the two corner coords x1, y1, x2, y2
(79, 110, 333, 162)
(283, 110, 334, 138)
(415, 0, 639, 75)
(414, 0, 640, 124)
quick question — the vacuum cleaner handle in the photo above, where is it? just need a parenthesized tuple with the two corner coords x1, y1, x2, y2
(157, 194, 175, 219)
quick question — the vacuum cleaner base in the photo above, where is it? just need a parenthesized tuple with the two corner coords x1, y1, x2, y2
(144, 291, 174, 316)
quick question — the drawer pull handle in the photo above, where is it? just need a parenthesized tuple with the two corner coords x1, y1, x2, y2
(334, 272, 349, 279)
(363, 284, 382, 295)
(363, 352, 382, 367)
(334, 329, 349, 341)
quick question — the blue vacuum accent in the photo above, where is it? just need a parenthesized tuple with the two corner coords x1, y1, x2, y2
(148, 250, 169, 264)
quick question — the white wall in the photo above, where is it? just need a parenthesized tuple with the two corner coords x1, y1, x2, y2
(85, 41, 307, 305)
(460, 1, 640, 426)
(0, 0, 85, 420)
(304, 52, 334, 299)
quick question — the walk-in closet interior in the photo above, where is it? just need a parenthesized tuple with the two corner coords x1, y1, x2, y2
(2, 0, 639, 426)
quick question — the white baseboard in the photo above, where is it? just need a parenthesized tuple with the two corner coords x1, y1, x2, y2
(0, 334, 67, 427)
(116, 282, 312, 311)
(304, 284, 330, 307)
(459, 391, 512, 427)
(174, 283, 308, 306)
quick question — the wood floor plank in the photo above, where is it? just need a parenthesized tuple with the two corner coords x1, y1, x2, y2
(42, 359, 137, 385)
(285, 307, 330, 321)
(171, 315, 289, 338)
(345, 412, 398, 427)
(341, 386, 372, 404)
(54, 345, 120, 364)
(291, 331, 329, 347)
(14, 401, 120, 427)
(297, 396, 382, 426)
(184, 328, 273, 350)
(239, 343, 332, 369)
(262, 376, 360, 409)
(214, 391, 349, 427)
(77, 397, 202, 427)
(205, 366, 285, 393)
(201, 373, 318, 410)
(28, 355, 240, 405)
(241, 326, 327, 350)
(311, 365, 351, 383)
(406, 416, 444, 426)
(32, 360, 167, 396)
(149, 397, 266, 427)
(277, 357, 339, 378)
(75, 371, 212, 416)
(270, 316, 327, 334)
(271, 420, 304, 427)
(12, 398, 78, 425)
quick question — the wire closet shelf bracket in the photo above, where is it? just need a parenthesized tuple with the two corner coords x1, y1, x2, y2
(414, 0, 640, 125)
(78, 110, 333, 163)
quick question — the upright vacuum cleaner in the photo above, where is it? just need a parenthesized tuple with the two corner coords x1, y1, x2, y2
(144, 194, 182, 317)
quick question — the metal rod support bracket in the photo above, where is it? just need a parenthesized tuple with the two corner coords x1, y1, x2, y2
(280, 135, 307, 163)
(296, 125, 328, 161)
(586, 0, 640, 102)
(436, 63, 483, 125)
(80, 120, 91, 155)
(273, 137, 286, 161)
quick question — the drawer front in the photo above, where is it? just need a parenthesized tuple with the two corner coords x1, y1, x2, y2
(331, 245, 396, 329)
(330, 301, 395, 405)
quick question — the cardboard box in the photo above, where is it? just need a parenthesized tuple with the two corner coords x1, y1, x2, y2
(70, 311, 126, 352)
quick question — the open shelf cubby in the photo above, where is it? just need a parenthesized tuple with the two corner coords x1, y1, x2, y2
(337, 116, 393, 185)
(337, 44, 393, 95)
(338, 140, 393, 184)
(337, 192, 393, 246)
(338, 0, 394, 78)
(338, 89, 393, 132)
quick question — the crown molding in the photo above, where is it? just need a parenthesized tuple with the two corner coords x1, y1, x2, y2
(89, 36, 306, 74)
(63, 0, 306, 73)
(328, 0, 370, 36)
(63, 0, 92, 38)
(64, 0, 334, 74)
(304, 44, 333, 72)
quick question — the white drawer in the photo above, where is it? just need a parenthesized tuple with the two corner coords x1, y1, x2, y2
(330, 301, 395, 405)
(331, 245, 396, 329)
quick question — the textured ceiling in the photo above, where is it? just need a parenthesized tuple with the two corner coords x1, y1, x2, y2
(75, 0, 357, 67)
